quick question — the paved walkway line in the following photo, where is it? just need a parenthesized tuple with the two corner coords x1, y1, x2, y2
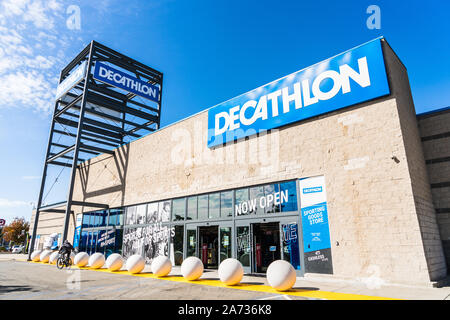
(25, 260, 399, 300)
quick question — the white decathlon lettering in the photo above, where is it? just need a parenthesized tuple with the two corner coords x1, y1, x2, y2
(215, 57, 372, 136)
(267, 90, 282, 117)
(312, 70, 342, 101)
(282, 82, 302, 112)
(99, 66, 108, 78)
(339, 57, 370, 94)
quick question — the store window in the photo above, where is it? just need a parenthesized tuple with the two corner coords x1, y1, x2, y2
(208, 193, 220, 219)
(158, 201, 171, 222)
(106, 208, 124, 226)
(198, 195, 208, 220)
(114, 229, 123, 255)
(98, 210, 108, 227)
(249, 186, 264, 215)
(280, 181, 298, 212)
(125, 206, 136, 225)
(136, 204, 147, 225)
(90, 230, 98, 254)
(93, 212, 101, 227)
(146, 202, 159, 224)
(96, 229, 107, 254)
(282, 223, 301, 270)
(80, 231, 88, 252)
(264, 184, 281, 214)
(220, 191, 233, 217)
(172, 225, 184, 265)
(82, 213, 90, 228)
(172, 198, 186, 221)
(235, 188, 249, 216)
(89, 212, 97, 227)
(108, 208, 124, 226)
(117, 209, 124, 225)
(187, 196, 197, 220)
(108, 211, 116, 226)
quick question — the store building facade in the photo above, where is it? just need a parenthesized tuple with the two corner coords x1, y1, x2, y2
(31, 37, 449, 286)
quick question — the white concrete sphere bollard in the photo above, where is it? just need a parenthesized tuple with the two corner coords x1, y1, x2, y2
(31, 250, 42, 262)
(126, 255, 145, 274)
(181, 256, 204, 281)
(74, 252, 89, 267)
(40, 250, 52, 263)
(151, 256, 172, 277)
(49, 251, 59, 264)
(218, 258, 244, 286)
(106, 253, 124, 271)
(88, 252, 105, 269)
(266, 260, 297, 291)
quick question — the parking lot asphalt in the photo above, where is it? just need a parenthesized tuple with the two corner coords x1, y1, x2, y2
(1, 254, 450, 300)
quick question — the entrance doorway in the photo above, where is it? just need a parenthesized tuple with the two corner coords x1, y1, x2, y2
(252, 222, 281, 273)
(198, 226, 219, 269)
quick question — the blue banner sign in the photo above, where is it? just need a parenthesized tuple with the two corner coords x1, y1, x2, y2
(55, 60, 87, 101)
(207, 38, 389, 147)
(93, 62, 160, 102)
(301, 202, 331, 252)
(73, 226, 81, 248)
(300, 176, 333, 274)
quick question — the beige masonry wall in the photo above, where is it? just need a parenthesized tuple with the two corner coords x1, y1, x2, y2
(31, 40, 447, 285)
(30, 209, 76, 250)
(384, 41, 447, 281)
(418, 109, 450, 273)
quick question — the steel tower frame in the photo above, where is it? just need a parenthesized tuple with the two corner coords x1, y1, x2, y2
(28, 41, 163, 259)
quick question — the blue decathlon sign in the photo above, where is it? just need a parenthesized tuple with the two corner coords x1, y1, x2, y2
(207, 37, 390, 147)
(93, 62, 160, 102)
(303, 186, 322, 194)
(55, 60, 87, 101)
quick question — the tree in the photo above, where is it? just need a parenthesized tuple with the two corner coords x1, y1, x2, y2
(2, 217, 29, 245)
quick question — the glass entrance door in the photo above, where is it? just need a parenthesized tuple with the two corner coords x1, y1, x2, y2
(219, 223, 233, 264)
(198, 226, 219, 269)
(252, 222, 281, 273)
(186, 225, 197, 258)
(235, 221, 252, 273)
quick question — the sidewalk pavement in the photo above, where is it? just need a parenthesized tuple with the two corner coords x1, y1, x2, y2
(1, 253, 449, 300)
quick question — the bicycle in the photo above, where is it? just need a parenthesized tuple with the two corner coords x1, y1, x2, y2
(56, 253, 73, 269)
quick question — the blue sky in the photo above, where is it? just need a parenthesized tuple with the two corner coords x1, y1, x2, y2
(0, 0, 449, 223)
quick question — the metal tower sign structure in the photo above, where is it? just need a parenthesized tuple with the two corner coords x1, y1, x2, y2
(29, 41, 163, 259)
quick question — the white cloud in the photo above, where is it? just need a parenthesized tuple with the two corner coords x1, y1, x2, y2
(0, 71, 54, 112)
(0, 0, 88, 115)
(0, 198, 31, 208)
(1, 0, 64, 30)
(1, 0, 28, 16)
(21, 176, 41, 180)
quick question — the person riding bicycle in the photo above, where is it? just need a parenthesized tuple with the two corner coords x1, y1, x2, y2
(58, 240, 74, 261)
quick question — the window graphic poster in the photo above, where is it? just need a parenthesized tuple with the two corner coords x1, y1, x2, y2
(73, 214, 82, 249)
(300, 176, 333, 274)
(97, 229, 116, 249)
(282, 223, 300, 270)
(123, 224, 174, 264)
